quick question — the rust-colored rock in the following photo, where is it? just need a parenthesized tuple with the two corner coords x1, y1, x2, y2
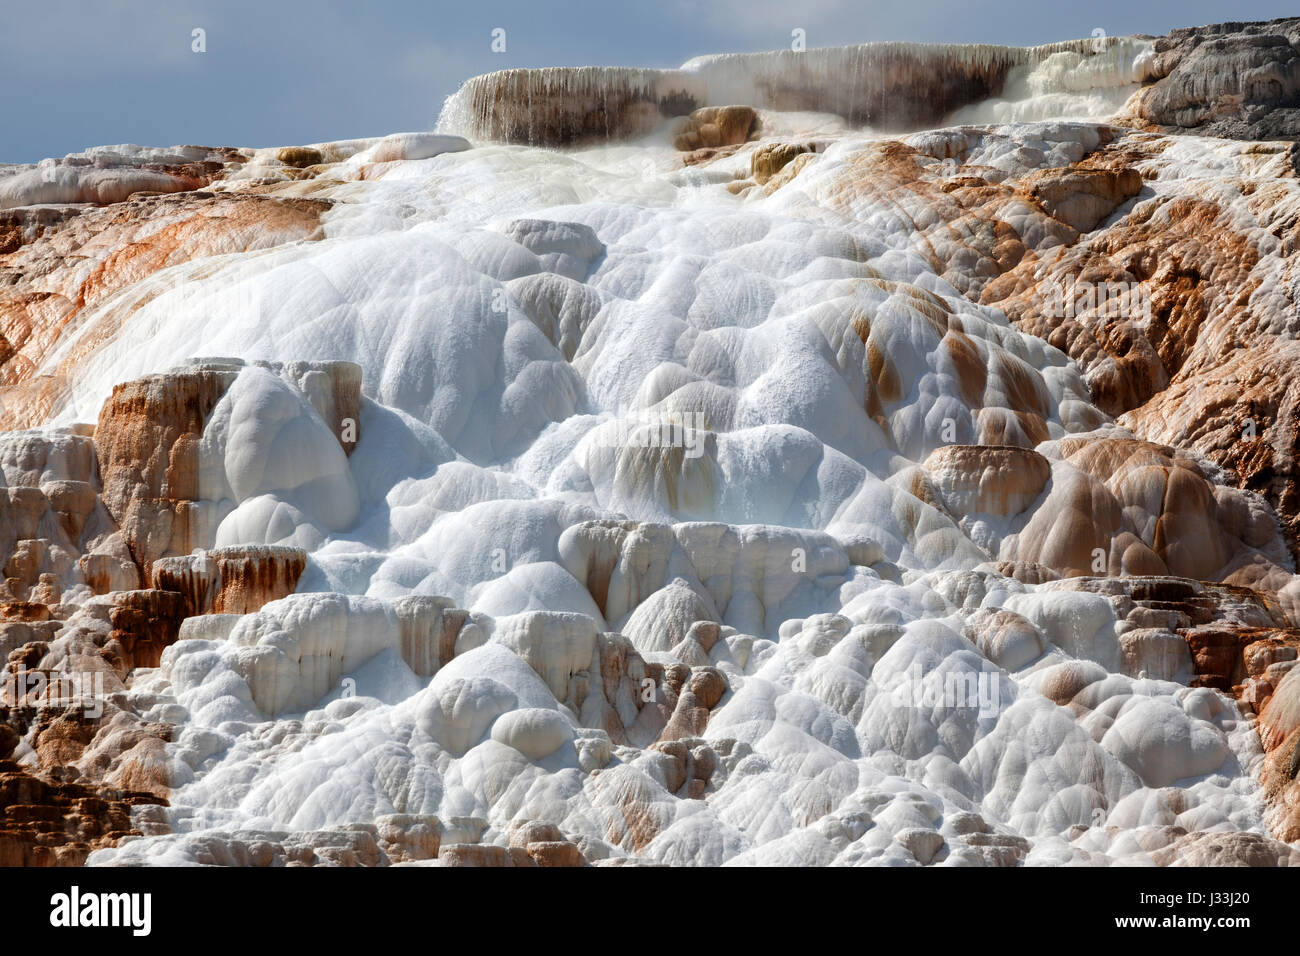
(922, 445, 1050, 517)
(151, 545, 307, 617)
(104, 589, 186, 673)
(1023, 166, 1143, 232)
(0, 760, 165, 867)
(438, 843, 537, 867)
(673, 107, 759, 151)
(751, 142, 817, 185)
(658, 665, 727, 742)
(94, 369, 238, 576)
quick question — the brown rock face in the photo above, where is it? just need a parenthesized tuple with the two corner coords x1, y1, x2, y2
(1035, 575, 1300, 705)
(1260, 663, 1300, 823)
(1, 594, 181, 843)
(1183, 623, 1300, 695)
(104, 589, 187, 673)
(277, 147, 325, 169)
(0, 760, 165, 867)
(94, 368, 238, 577)
(751, 142, 817, 184)
(1261, 735, 1300, 842)
(922, 445, 1050, 517)
(390, 595, 467, 679)
(438, 843, 539, 867)
(1124, 348, 1300, 566)
(944, 128, 1300, 569)
(657, 664, 727, 742)
(0, 430, 123, 601)
(505, 821, 588, 866)
(673, 107, 760, 152)
(0, 359, 350, 868)
(151, 545, 307, 617)
(1023, 166, 1143, 233)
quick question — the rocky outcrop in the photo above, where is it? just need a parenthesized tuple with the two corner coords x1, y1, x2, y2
(1022, 166, 1143, 233)
(0, 359, 348, 865)
(103, 590, 187, 673)
(1137, 19, 1300, 141)
(1032, 574, 1297, 695)
(0, 759, 165, 866)
(1148, 829, 1300, 865)
(1254, 662, 1300, 841)
(434, 822, 589, 867)
(927, 126, 1300, 569)
(151, 545, 307, 617)
(921, 445, 1050, 517)
(94, 368, 238, 577)
(672, 106, 759, 152)
(437, 67, 702, 147)
(750, 141, 817, 184)
(437, 21, 1300, 148)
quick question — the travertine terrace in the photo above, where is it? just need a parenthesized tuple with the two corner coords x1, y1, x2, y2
(3, 19, 1300, 867)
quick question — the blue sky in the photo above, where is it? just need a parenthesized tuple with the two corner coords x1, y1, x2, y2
(2, 0, 1296, 163)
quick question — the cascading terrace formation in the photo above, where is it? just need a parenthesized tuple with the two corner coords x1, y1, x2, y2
(2, 17, 1300, 867)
